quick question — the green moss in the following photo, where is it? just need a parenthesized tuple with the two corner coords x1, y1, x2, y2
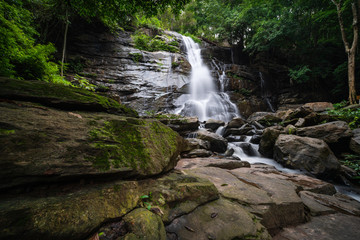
(88, 119, 179, 172)
(0, 129, 15, 135)
(0, 77, 137, 117)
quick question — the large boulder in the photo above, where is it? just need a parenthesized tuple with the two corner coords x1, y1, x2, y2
(183, 138, 210, 152)
(303, 102, 334, 112)
(197, 129, 228, 153)
(258, 126, 283, 158)
(159, 116, 199, 136)
(296, 121, 353, 152)
(227, 117, 247, 128)
(350, 128, 360, 154)
(0, 101, 185, 190)
(273, 135, 340, 177)
(204, 119, 225, 131)
(122, 208, 166, 240)
(165, 199, 271, 240)
(247, 112, 282, 127)
(0, 172, 219, 240)
(273, 213, 360, 240)
(0, 77, 138, 116)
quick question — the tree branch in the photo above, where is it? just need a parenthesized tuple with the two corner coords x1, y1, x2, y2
(332, 0, 350, 52)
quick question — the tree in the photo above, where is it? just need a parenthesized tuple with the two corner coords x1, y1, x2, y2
(331, 0, 359, 104)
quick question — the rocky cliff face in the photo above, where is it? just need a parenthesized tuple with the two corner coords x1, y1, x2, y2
(65, 23, 273, 118)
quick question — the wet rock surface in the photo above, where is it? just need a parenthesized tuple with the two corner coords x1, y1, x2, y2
(273, 134, 340, 177)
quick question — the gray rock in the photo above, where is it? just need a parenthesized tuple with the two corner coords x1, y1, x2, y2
(204, 119, 225, 131)
(296, 121, 353, 153)
(303, 102, 334, 112)
(247, 112, 282, 127)
(197, 129, 228, 153)
(165, 199, 271, 240)
(274, 134, 340, 177)
(182, 149, 212, 158)
(160, 116, 199, 136)
(183, 138, 211, 151)
(224, 148, 235, 157)
(350, 128, 360, 154)
(259, 126, 283, 158)
(250, 135, 262, 144)
(227, 117, 247, 128)
(273, 213, 360, 240)
(236, 142, 257, 156)
(226, 134, 247, 142)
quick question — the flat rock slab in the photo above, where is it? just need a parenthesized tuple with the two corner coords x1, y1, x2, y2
(184, 167, 305, 233)
(176, 158, 250, 170)
(0, 172, 218, 240)
(273, 213, 360, 240)
(166, 198, 271, 240)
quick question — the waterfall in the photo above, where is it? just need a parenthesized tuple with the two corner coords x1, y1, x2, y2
(175, 36, 239, 122)
(259, 72, 276, 112)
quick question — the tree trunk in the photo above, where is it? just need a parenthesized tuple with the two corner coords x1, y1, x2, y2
(332, 0, 358, 104)
(348, 51, 357, 104)
(61, 9, 69, 78)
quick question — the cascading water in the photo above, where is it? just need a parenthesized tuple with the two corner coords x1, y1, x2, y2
(175, 36, 239, 122)
(259, 72, 276, 112)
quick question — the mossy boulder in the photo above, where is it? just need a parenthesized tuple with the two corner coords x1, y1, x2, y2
(0, 77, 137, 116)
(0, 172, 218, 240)
(0, 101, 184, 190)
(122, 208, 166, 240)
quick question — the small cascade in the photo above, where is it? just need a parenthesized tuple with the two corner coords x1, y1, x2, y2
(175, 36, 239, 122)
(259, 72, 276, 112)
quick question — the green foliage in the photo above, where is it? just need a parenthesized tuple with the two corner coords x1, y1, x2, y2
(140, 193, 153, 210)
(72, 74, 96, 91)
(129, 52, 143, 63)
(183, 32, 201, 44)
(132, 30, 179, 53)
(327, 101, 360, 129)
(289, 65, 312, 84)
(340, 154, 360, 183)
(0, 0, 63, 83)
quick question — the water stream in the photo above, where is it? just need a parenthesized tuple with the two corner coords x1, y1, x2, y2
(175, 36, 239, 122)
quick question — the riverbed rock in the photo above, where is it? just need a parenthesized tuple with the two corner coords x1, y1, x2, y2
(250, 134, 262, 144)
(181, 149, 212, 158)
(0, 99, 185, 190)
(299, 191, 360, 216)
(227, 117, 247, 128)
(224, 123, 254, 137)
(350, 128, 360, 154)
(176, 158, 250, 170)
(185, 167, 306, 234)
(247, 112, 282, 127)
(0, 172, 219, 240)
(226, 134, 247, 142)
(197, 129, 228, 153)
(296, 121, 353, 152)
(183, 138, 210, 152)
(273, 134, 340, 177)
(122, 208, 166, 240)
(258, 126, 283, 158)
(204, 118, 225, 131)
(165, 198, 272, 240)
(236, 142, 257, 156)
(159, 116, 199, 136)
(273, 213, 360, 240)
(303, 102, 334, 112)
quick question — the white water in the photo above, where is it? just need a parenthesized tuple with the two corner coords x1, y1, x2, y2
(175, 36, 239, 122)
